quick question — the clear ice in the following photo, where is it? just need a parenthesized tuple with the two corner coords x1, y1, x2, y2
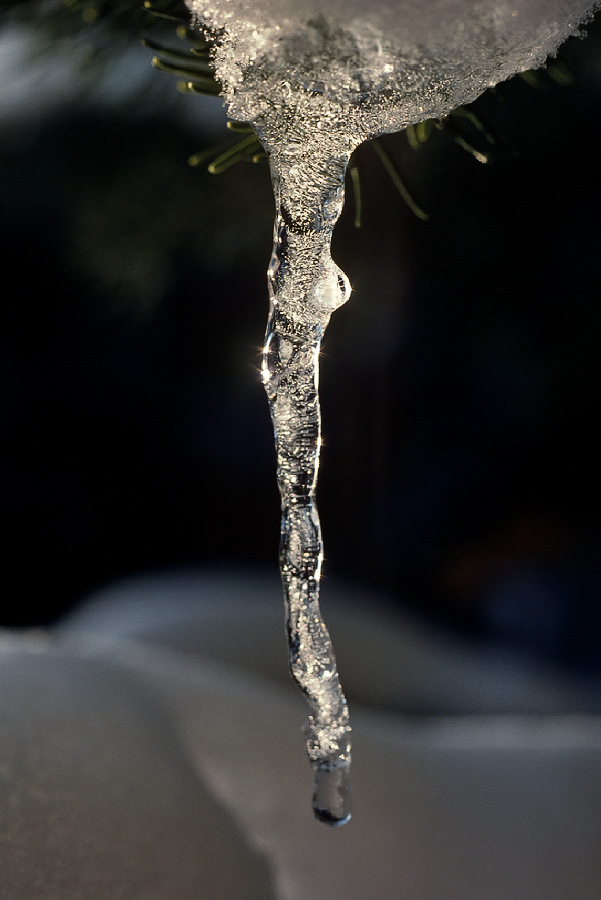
(260, 125, 354, 826)
(185, 0, 599, 825)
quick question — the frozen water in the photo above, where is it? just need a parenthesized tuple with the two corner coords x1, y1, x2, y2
(185, 0, 599, 824)
(188, 0, 600, 138)
(260, 135, 353, 823)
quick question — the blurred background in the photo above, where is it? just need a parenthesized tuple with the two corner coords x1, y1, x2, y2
(1, 1, 600, 680)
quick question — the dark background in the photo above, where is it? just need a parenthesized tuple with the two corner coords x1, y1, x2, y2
(1, 4, 600, 677)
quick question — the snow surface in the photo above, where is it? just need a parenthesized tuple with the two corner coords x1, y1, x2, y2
(2, 570, 601, 899)
(187, 0, 600, 132)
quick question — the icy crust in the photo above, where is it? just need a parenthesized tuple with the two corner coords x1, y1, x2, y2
(187, 0, 599, 142)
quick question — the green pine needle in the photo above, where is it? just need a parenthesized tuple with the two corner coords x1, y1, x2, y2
(370, 140, 430, 222)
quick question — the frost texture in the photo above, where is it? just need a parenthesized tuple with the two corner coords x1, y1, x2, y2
(185, 0, 599, 825)
(188, 0, 600, 140)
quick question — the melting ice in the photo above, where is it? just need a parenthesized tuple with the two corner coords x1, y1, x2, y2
(185, 0, 600, 824)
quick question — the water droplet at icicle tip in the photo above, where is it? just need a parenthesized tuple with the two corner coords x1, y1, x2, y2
(313, 761, 352, 827)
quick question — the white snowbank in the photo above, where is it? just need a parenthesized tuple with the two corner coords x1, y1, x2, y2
(2, 569, 601, 899)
